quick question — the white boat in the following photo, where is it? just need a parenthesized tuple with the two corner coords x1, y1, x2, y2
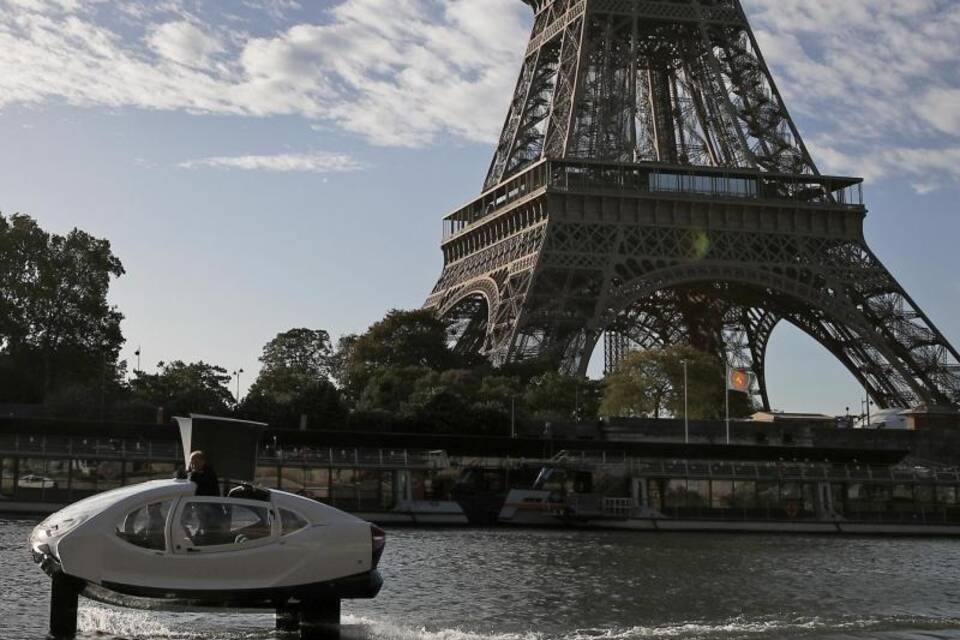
(30, 415, 386, 638)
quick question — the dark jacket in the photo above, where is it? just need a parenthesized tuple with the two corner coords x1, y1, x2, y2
(188, 466, 220, 497)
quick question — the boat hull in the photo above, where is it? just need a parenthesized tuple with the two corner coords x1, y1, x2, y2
(35, 547, 382, 611)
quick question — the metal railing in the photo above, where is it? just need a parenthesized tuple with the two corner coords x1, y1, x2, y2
(257, 448, 448, 469)
(0, 434, 180, 460)
(0, 435, 450, 471)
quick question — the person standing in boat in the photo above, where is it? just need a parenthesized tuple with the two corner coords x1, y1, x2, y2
(187, 450, 220, 497)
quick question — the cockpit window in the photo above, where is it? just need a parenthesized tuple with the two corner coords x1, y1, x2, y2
(180, 501, 274, 547)
(280, 508, 309, 535)
(116, 500, 173, 551)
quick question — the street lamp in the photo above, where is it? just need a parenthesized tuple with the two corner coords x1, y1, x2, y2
(233, 369, 244, 403)
(861, 395, 874, 428)
(681, 359, 689, 444)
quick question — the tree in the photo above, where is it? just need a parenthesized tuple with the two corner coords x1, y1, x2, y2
(328, 334, 358, 387)
(241, 372, 347, 429)
(524, 372, 601, 423)
(259, 328, 334, 380)
(0, 213, 125, 402)
(340, 309, 461, 399)
(355, 365, 432, 415)
(240, 329, 346, 429)
(601, 345, 734, 419)
(130, 361, 234, 417)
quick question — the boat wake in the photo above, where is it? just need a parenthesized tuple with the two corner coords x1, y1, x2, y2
(347, 614, 960, 640)
(74, 606, 960, 640)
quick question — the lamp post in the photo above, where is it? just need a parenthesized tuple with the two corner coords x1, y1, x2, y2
(233, 368, 244, 404)
(681, 359, 689, 444)
(134, 347, 141, 374)
(574, 383, 581, 423)
(861, 395, 874, 428)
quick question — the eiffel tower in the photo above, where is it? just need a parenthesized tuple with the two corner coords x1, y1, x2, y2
(424, 0, 960, 410)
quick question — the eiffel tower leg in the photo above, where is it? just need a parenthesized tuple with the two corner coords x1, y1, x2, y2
(603, 290, 778, 411)
(731, 307, 778, 412)
(603, 232, 960, 410)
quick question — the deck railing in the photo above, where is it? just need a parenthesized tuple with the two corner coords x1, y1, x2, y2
(442, 159, 864, 241)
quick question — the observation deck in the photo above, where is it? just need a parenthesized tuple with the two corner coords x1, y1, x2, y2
(442, 159, 864, 242)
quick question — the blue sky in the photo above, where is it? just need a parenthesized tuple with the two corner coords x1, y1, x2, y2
(0, 0, 957, 415)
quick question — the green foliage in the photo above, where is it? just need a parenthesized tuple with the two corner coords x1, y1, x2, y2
(130, 361, 234, 417)
(328, 334, 358, 387)
(356, 365, 431, 415)
(340, 309, 461, 400)
(241, 374, 346, 429)
(524, 372, 602, 423)
(240, 328, 346, 429)
(0, 213, 125, 402)
(259, 328, 333, 379)
(601, 345, 752, 419)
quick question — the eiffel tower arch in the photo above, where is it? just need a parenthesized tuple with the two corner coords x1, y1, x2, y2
(425, 0, 960, 410)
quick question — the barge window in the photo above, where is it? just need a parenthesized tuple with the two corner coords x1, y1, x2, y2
(892, 484, 913, 502)
(664, 479, 686, 508)
(647, 480, 663, 511)
(280, 465, 306, 494)
(97, 461, 123, 491)
(831, 484, 845, 515)
(255, 465, 280, 489)
(687, 480, 709, 508)
(117, 500, 173, 551)
(125, 462, 175, 485)
(757, 482, 779, 508)
(1, 458, 15, 496)
(915, 485, 935, 505)
(306, 468, 330, 499)
(732, 481, 757, 508)
(937, 486, 957, 505)
(711, 481, 733, 509)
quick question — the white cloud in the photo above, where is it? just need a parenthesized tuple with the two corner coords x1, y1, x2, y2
(178, 152, 364, 173)
(744, 0, 960, 190)
(0, 0, 528, 147)
(0, 0, 956, 192)
(147, 21, 224, 68)
(914, 88, 960, 137)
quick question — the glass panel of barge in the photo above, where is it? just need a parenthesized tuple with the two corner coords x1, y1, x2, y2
(355, 470, 382, 510)
(97, 461, 123, 492)
(711, 480, 734, 511)
(306, 468, 330, 499)
(45, 459, 70, 502)
(254, 464, 280, 489)
(732, 481, 757, 510)
(280, 465, 305, 494)
(124, 461, 176, 485)
(1, 457, 13, 497)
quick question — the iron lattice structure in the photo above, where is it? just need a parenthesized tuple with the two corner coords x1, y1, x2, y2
(425, 0, 960, 410)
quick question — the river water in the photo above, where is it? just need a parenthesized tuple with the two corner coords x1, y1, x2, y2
(3, 517, 960, 640)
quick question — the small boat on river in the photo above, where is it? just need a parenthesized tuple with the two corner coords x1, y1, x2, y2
(28, 415, 385, 639)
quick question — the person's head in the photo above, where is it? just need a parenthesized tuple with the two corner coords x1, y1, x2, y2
(188, 451, 206, 472)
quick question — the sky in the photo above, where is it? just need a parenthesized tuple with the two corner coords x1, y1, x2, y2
(0, 0, 957, 415)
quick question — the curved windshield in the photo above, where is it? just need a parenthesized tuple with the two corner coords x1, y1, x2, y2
(179, 501, 274, 548)
(280, 508, 309, 535)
